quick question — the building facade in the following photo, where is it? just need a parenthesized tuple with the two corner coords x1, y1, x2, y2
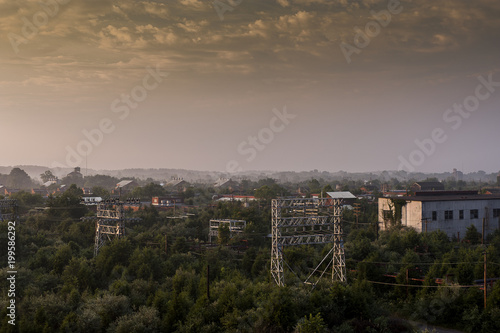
(379, 191, 500, 238)
(151, 196, 184, 207)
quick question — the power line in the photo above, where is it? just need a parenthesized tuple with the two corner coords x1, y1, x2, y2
(362, 279, 477, 288)
(349, 259, 485, 266)
(342, 219, 374, 226)
(40, 205, 87, 210)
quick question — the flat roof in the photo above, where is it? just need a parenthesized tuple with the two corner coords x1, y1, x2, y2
(327, 191, 356, 199)
(383, 194, 500, 202)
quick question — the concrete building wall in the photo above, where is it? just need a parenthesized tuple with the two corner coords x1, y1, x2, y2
(378, 198, 392, 230)
(379, 197, 500, 238)
(420, 200, 500, 238)
(378, 198, 422, 230)
(402, 201, 423, 232)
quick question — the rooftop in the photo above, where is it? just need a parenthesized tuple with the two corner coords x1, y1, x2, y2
(116, 180, 136, 188)
(384, 191, 500, 202)
(326, 191, 356, 199)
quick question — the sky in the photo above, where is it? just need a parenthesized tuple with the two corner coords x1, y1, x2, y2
(0, 0, 499, 174)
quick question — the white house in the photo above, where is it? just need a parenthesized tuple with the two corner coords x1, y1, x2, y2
(216, 195, 256, 207)
(379, 191, 500, 238)
(82, 196, 103, 205)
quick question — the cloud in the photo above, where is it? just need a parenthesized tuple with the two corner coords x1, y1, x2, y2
(277, 0, 290, 7)
(177, 19, 209, 33)
(290, 0, 334, 5)
(0, 0, 498, 101)
(141, 1, 169, 19)
(179, 0, 207, 10)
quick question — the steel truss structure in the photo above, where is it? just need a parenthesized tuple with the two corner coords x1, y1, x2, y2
(0, 199, 18, 222)
(93, 200, 125, 257)
(208, 219, 246, 243)
(271, 197, 348, 287)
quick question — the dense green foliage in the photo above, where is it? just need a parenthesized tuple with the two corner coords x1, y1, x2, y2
(1, 178, 500, 332)
(0, 168, 34, 190)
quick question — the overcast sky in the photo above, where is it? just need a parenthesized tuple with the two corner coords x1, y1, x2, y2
(1, 0, 499, 174)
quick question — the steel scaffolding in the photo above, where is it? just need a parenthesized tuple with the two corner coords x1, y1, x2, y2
(208, 219, 246, 243)
(0, 199, 18, 222)
(93, 200, 125, 257)
(271, 196, 349, 286)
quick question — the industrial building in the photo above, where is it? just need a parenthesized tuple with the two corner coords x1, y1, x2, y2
(379, 191, 500, 238)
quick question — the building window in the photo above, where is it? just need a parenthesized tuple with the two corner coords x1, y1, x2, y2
(432, 211, 437, 221)
(444, 210, 453, 220)
(383, 210, 392, 221)
(470, 209, 479, 219)
(493, 209, 500, 218)
(459, 210, 464, 220)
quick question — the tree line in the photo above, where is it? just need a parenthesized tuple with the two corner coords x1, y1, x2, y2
(1, 183, 500, 332)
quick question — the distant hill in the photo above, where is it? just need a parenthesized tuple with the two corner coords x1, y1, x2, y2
(0, 165, 498, 185)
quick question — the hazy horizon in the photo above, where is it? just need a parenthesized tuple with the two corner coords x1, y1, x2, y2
(1, 0, 499, 174)
(1, 164, 498, 180)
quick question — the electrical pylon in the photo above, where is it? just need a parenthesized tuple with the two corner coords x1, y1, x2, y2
(271, 194, 352, 286)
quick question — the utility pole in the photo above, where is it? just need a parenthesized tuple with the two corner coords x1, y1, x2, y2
(406, 268, 409, 298)
(482, 218, 485, 245)
(483, 250, 487, 308)
(422, 218, 430, 234)
(353, 202, 361, 228)
(207, 265, 210, 301)
(165, 233, 168, 254)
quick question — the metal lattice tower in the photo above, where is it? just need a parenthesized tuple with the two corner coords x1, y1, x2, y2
(93, 200, 125, 257)
(0, 199, 18, 222)
(332, 198, 346, 282)
(271, 199, 285, 286)
(208, 219, 246, 243)
(271, 195, 351, 287)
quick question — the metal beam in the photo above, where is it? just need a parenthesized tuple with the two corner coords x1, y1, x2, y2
(277, 234, 335, 246)
(94, 202, 126, 257)
(275, 216, 330, 228)
(271, 197, 347, 286)
(0, 199, 18, 222)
